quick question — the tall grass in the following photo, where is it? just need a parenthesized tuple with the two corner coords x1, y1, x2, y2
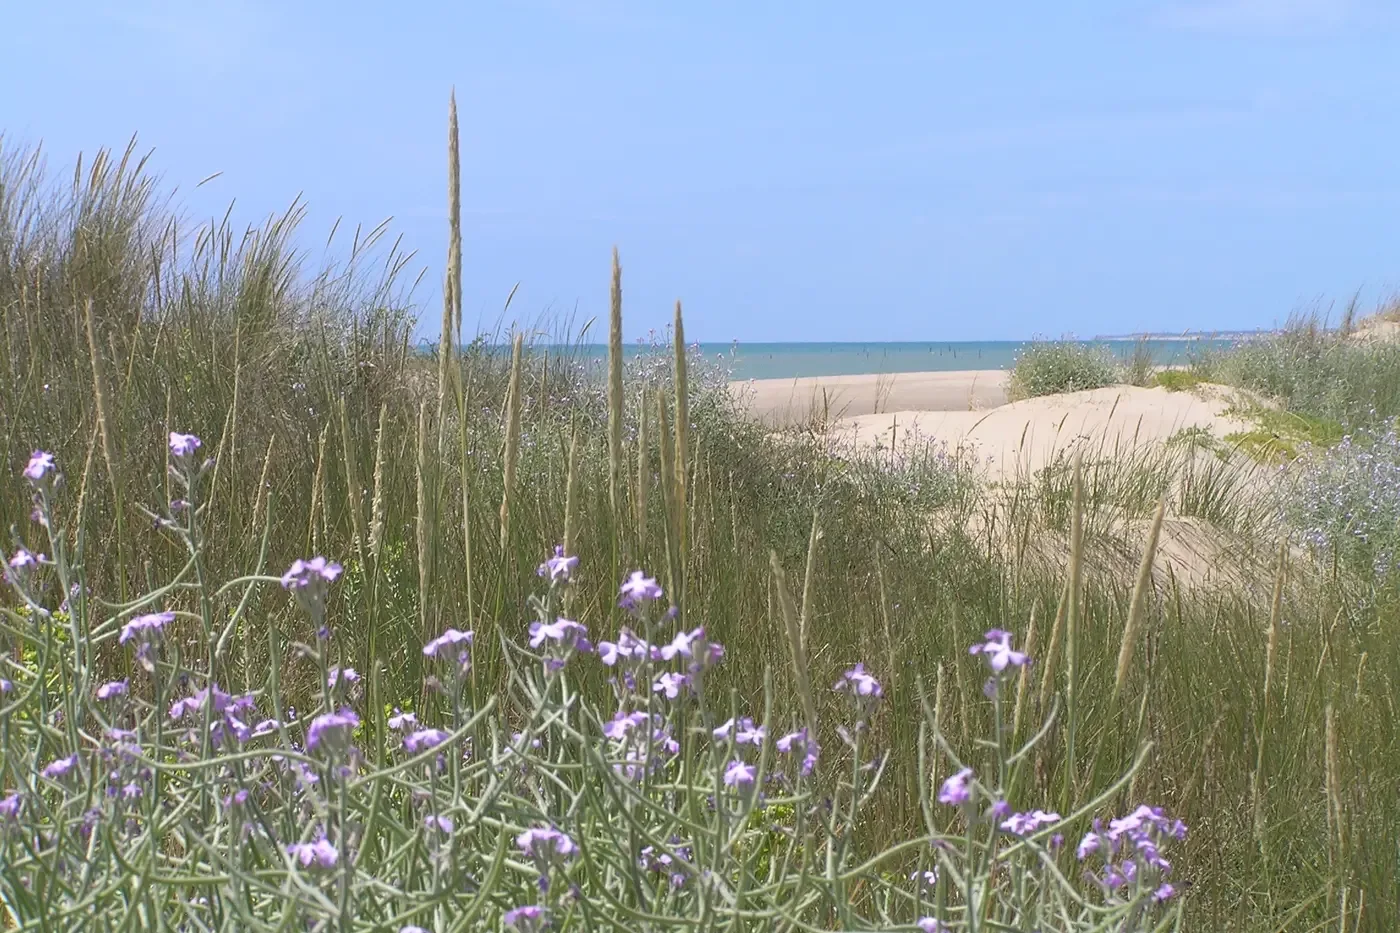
(0, 127, 1395, 929)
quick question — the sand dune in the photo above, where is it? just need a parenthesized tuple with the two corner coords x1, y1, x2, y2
(831, 384, 1255, 479)
(729, 370, 1008, 427)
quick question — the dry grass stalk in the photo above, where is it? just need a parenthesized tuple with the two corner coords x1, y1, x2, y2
(799, 511, 822, 655)
(1253, 539, 1288, 838)
(1324, 702, 1347, 879)
(338, 399, 368, 563)
(307, 424, 329, 553)
(1012, 602, 1039, 741)
(770, 550, 819, 736)
(673, 300, 689, 533)
(1037, 574, 1070, 721)
(437, 91, 461, 415)
(1063, 452, 1085, 800)
(415, 398, 432, 644)
(500, 333, 524, 552)
(368, 403, 389, 566)
(636, 388, 649, 549)
(83, 297, 126, 598)
(1113, 497, 1166, 700)
(655, 390, 679, 601)
(458, 390, 476, 626)
(563, 422, 581, 560)
(607, 248, 624, 516)
(70, 422, 101, 540)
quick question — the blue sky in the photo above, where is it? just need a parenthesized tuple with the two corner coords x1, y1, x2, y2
(5, 1, 1400, 342)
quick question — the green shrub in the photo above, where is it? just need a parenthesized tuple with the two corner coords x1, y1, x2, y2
(1007, 340, 1120, 400)
(1154, 369, 1204, 393)
(1200, 316, 1400, 429)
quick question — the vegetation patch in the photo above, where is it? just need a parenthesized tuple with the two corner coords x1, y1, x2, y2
(1007, 339, 1120, 400)
(1154, 369, 1205, 393)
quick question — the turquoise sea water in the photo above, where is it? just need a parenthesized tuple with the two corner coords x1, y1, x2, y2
(557, 339, 1240, 381)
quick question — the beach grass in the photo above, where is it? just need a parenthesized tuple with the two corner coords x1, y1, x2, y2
(0, 132, 1395, 930)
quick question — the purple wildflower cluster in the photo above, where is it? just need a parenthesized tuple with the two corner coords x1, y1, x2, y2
(1077, 805, 1186, 904)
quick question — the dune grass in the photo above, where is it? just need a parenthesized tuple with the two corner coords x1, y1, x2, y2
(1, 128, 1396, 930)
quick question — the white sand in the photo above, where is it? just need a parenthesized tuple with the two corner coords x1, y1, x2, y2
(729, 370, 1008, 427)
(831, 384, 1256, 480)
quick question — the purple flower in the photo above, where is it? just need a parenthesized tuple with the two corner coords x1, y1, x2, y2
(918, 920, 949, 933)
(120, 782, 143, 799)
(651, 628, 698, 661)
(604, 710, 650, 740)
(306, 708, 359, 753)
(23, 451, 55, 482)
(723, 759, 756, 787)
(8, 548, 39, 570)
(41, 755, 79, 780)
(1154, 883, 1177, 903)
(516, 826, 577, 860)
(969, 629, 1029, 673)
(168, 684, 235, 720)
(528, 618, 591, 652)
(95, 680, 128, 701)
(388, 709, 418, 731)
(0, 793, 22, 819)
(1077, 832, 1102, 860)
(119, 611, 174, 645)
(251, 718, 281, 737)
(999, 809, 1061, 836)
(937, 767, 974, 806)
(537, 546, 579, 582)
(286, 838, 338, 869)
(618, 570, 663, 608)
(326, 666, 360, 689)
(0, 679, 11, 693)
(281, 556, 343, 591)
(713, 717, 766, 746)
(424, 813, 454, 834)
(834, 663, 883, 698)
(403, 728, 450, 754)
(597, 629, 649, 666)
(776, 728, 820, 775)
(168, 432, 202, 460)
(653, 672, 689, 699)
(911, 869, 939, 887)
(503, 905, 546, 931)
(422, 628, 473, 659)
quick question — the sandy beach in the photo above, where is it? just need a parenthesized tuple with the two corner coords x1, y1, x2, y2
(731, 370, 1256, 481)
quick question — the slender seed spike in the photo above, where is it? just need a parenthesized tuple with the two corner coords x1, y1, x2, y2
(799, 511, 822, 655)
(607, 248, 624, 516)
(771, 550, 819, 737)
(368, 403, 389, 565)
(308, 424, 329, 552)
(339, 399, 368, 563)
(673, 299, 689, 514)
(1114, 497, 1166, 700)
(563, 421, 580, 562)
(636, 387, 649, 550)
(415, 399, 432, 646)
(500, 333, 524, 552)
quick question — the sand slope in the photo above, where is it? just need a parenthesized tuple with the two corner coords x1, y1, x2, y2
(831, 384, 1254, 479)
(730, 370, 1008, 427)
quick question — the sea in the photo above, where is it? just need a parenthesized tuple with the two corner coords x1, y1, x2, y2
(555, 338, 1243, 381)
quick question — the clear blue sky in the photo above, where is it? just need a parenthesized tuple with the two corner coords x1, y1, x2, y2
(5, 1, 1399, 342)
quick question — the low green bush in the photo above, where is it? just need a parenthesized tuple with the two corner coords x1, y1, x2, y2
(1007, 341, 1120, 401)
